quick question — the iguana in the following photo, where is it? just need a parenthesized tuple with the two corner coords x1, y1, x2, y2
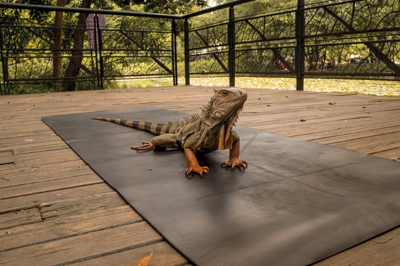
(92, 88, 248, 176)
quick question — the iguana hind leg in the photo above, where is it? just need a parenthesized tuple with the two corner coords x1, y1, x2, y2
(131, 141, 154, 151)
(131, 134, 180, 151)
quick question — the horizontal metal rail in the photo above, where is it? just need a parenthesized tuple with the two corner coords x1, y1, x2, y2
(0, 1, 255, 20)
(0, 7, 178, 94)
(182, 0, 254, 19)
(0, 2, 180, 19)
(184, 0, 400, 89)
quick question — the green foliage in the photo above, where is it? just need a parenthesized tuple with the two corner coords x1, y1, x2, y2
(1, 0, 399, 95)
(190, 55, 228, 73)
(1, 0, 53, 22)
(127, 0, 206, 14)
(235, 0, 297, 19)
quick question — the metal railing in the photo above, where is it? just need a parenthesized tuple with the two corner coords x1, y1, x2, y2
(1, 0, 399, 94)
(0, 2, 180, 94)
(184, 0, 400, 90)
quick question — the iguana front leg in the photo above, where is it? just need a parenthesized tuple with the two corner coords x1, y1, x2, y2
(184, 148, 209, 177)
(221, 138, 247, 170)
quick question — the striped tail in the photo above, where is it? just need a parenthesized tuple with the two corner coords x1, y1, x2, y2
(92, 117, 168, 135)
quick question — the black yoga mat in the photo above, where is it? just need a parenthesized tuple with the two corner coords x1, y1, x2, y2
(43, 108, 400, 266)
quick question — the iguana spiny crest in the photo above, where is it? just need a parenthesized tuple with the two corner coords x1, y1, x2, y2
(200, 88, 247, 150)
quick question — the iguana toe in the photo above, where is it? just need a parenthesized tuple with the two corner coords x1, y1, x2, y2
(131, 141, 154, 152)
(185, 165, 209, 177)
(221, 159, 247, 170)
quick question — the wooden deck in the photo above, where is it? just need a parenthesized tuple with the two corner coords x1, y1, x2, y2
(1, 86, 399, 266)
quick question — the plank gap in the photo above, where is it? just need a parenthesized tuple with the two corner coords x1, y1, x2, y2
(0, 219, 145, 253)
(0, 162, 16, 171)
(0, 207, 43, 231)
(60, 239, 165, 266)
(0, 180, 104, 201)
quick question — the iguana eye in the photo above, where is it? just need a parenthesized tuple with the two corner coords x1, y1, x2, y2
(221, 90, 229, 97)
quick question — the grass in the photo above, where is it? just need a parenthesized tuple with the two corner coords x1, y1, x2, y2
(115, 76, 400, 97)
(184, 77, 400, 97)
(115, 78, 174, 89)
(3, 76, 397, 96)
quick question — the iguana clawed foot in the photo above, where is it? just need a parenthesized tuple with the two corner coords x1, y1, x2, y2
(185, 165, 209, 178)
(131, 141, 154, 151)
(221, 159, 247, 170)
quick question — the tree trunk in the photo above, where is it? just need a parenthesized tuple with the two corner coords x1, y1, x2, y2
(62, 0, 91, 91)
(53, 0, 66, 92)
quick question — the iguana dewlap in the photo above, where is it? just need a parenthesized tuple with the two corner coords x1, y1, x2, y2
(92, 88, 248, 176)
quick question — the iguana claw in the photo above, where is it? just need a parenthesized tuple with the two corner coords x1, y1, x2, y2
(221, 159, 247, 170)
(185, 165, 209, 178)
(131, 141, 154, 152)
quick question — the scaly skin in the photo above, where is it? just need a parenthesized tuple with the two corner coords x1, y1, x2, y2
(221, 140, 247, 169)
(184, 148, 209, 177)
(92, 87, 248, 176)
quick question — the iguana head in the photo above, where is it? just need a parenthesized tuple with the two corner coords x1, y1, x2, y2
(201, 88, 247, 149)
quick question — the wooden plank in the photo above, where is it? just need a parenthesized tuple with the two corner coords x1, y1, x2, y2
(330, 131, 400, 154)
(1, 104, 95, 116)
(299, 125, 400, 143)
(0, 162, 15, 171)
(245, 94, 400, 110)
(0, 183, 114, 213)
(12, 141, 68, 155)
(0, 206, 142, 252)
(39, 192, 127, 220)
(249, 114, 371, 130)
(249, 109, 399, 134)
(0, 159, 86, 179)
(0, 121, 44, 129)
(0, 208, 42, 231)
(13, 147, 79, 162)
(72, 241, 188, 266)
(0, 149, 14, 165)
(12, 147, 74, 161)
(0, 127, 54, 140)
(0, 173, 103, 200)
(14, 153, 81, 168)
(371, 148, 400, 161)
(270, 112, 400, 137)
(0, 221, 162, 266)
(0, 164, 93, 188)
(0, 133, 63, 150)
(314, 227, 400, 266)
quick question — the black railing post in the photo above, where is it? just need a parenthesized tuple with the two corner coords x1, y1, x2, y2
(228, 6, 235, 87)
(171, 19, 178, 86)
(184, 19, 190, 85)
(93, 14, 101, 90)
(295, 0, 305, 91)
(0, 26, 8, 95)
(95, 14, 104, 90)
